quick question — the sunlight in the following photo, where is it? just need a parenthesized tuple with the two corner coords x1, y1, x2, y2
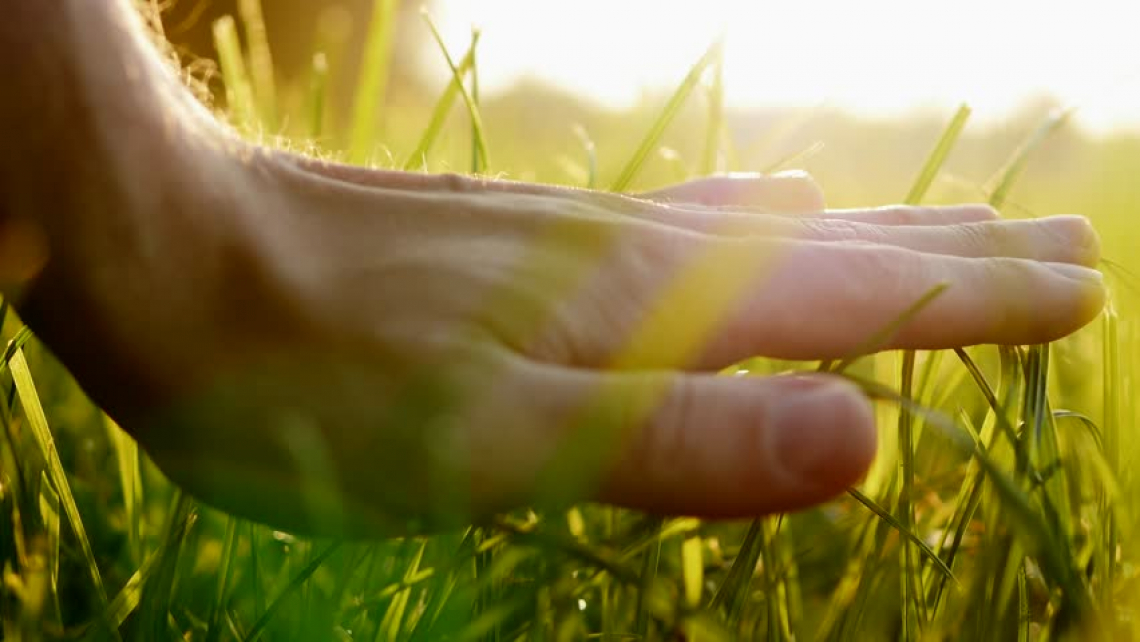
(436, 0, 1140, 132)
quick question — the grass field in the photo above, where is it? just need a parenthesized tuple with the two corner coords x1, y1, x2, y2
(2, 1, 1140, 640)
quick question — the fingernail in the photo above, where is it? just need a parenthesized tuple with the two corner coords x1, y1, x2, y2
(765, 378, 877, 486)
(1045, 262, 1104, 284)
(1040, 216, 1101, 264)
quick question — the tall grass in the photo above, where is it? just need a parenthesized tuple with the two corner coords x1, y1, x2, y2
(0, 4, 1135, 641)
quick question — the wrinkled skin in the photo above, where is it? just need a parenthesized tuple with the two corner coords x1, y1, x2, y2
(0, 0, 1104, 535)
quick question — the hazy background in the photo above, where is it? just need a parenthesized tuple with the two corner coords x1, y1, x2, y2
(157, 0, 1140, 264)
(163, 0, 1140, 130)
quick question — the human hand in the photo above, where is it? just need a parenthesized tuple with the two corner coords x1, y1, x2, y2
(2, 0, 1105, 536)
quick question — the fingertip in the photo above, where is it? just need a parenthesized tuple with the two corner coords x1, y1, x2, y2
(763, 375, 877, 495)
(1042, 214, 1101, 267)
(595, 371, 879, 518)
(1043, 262, 1107, 335)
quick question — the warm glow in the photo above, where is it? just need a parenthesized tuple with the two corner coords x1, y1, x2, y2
(436, 0, 1140, 132)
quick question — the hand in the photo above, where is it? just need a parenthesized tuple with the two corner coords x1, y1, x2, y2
(2, 0, 1105, 535)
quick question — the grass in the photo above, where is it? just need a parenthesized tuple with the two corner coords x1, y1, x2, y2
(1, 1, 1138, 639)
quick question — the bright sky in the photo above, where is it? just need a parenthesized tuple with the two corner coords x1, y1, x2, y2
(436, 0, 1140, 133)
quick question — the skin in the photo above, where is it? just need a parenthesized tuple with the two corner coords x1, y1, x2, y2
(0, 0, 1105, 535)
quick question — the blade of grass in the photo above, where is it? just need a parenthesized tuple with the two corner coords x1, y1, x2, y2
(829, 284, 949, 374)
(898, 350, 923, 640)
(709, 519, 763, 624)
(422, 12, 489, 173)
(205, 518, 240, 642)
(609, 39, 723, 192)
(681, 530, 703, 611)
(634, 517, 666, 637)
(1100, 301, 1120, 615)
(243, 541, 342, 642)
(468, 28, 483, 175)
(904, 104, 972, 204)
(987, 108, 1074, 209)
(852, 374, 1097, 629)
(213, 15, 258, 132)
(378, 539, 428, 641)
(574, 125, 599, 190)
(892, 103, 971, 637)
(106, 550, 159, 628)
(402, 33, 480, 171)
(9, 349, 117, 639)
(348, 0, 400, 163)
(700, 45, 725, 176)
(307, 52, 330, 140)
(105, 417, 142, 566)
(847, 487, 956, 583)
(37, 471, 60, 623)
(761, 141, 825, 175)
(237, 0, 278, 129)
(139, 491, 197, 639)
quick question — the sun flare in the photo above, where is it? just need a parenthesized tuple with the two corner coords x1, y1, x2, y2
(437, 0, 1140, 133)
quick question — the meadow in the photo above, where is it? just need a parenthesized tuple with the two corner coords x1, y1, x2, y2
(2, 1, 1140, 640)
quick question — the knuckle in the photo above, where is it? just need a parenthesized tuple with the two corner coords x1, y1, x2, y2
(953, 221, 999, 256)
(807, 218, 888, 245)
(638, 376, 698, 474)
(876, 205, 921, 225)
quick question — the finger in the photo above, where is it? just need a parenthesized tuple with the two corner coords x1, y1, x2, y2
(697, 239, 1107, 364)
(623, 207, 1098, 266)
(807, 203, 1000, 225)
(639, 172, 826, 213)
(543, 234, 1106, 371)
(481, 360, 877, 517)
(793, 214, 1100, 266)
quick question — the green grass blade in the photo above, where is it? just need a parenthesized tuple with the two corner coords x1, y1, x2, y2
(237, 0, 278, 130)
(468, 28, 483, 175)
(953, 348, 1020, 448)
(633, 517, 666, 637)
(348, 0, 400, 163)
(893, 104, 971, 636)
(681, 531, 703, 610)
(379, 539, 427, 641)
(575, 126, 599, 190)
(402, 34, 480, 171)
(847, 487, 956, 583)
(106, 550, 159, 628)
(904, 104, 972, 205)
(898, 349, 923, 640)
(0, 326, 34, 379)
(307, 53, 330, 140)
(829, 284, 949, 373)
(1100, 301, 1120, 614)
(213, 15, 258, 132)
(709, 519, 763, 624)
(700, 47, 725, 176)
(206, 518, 240, 642)
(10, 349, 118, 639)
(139, 491, 197, 639)
(609, 40, 723, 192)
(243, 541, 342, 642)
(988, 109, 1074, 209)
(761, 141, 825, 175)
(37, 470, 60, 622)
(423, 12, 490, 173)
(104, 417, 142, 565)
